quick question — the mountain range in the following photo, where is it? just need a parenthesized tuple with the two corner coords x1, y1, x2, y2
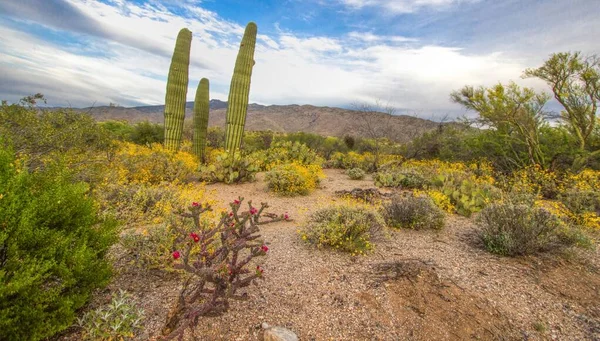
(75, 100, 445, 142)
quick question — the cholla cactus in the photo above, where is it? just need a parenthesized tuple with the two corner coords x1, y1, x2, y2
(164, 28, 192, 151)
(224, 22, 257, 153)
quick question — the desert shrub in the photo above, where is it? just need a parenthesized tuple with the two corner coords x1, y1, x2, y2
(242, 130, 274, 152)
(110, 142, 197, 185)
(329, 151, 375, 170)
(129, 121, 164, 145)
(346, 167, 365, 180)
(559, 189, 600, 215)
(502, 165, 563, 199)
(77, 290, 144, 340)
(121, 224, 179, 270)
(301, 205, 385, 254)
(100, 120, 135, 141)
(417, 189, 456, 213)
(374, 170, 429, 189)
(95, 182, 213, 226)
(199, 150, 260, 184)
(382, 195, 445, 230)
(0, 146, 117, 341)
(478, 202, 588, 256)
(252, 141, 324, 171)
(265, 163, 324, 196)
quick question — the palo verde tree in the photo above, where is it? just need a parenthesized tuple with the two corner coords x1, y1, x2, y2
(451, 82, 550, 170)
(524, 52, 599, 160)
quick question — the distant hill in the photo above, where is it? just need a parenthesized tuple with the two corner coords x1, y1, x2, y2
(71, 100, 443, 142)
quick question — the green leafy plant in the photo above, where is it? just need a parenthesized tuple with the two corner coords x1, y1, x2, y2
(382, 194, 445, 230)
(346, 167, 365, 180)
(301, 204, 385, 255)
(77, 290, 145, 340)
(433, 173, 500, 217)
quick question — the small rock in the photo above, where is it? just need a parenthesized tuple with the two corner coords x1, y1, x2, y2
(262, 324, 298, 341)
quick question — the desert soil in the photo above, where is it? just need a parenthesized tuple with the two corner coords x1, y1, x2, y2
(62, 169, 600, 341)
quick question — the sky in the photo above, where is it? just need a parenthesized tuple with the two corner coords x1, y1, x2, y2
(0, 0, 599, 118)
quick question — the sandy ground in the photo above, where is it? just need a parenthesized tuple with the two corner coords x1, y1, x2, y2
(61, 169, 600, 341)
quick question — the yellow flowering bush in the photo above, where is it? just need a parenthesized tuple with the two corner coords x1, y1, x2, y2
(329, 151, 375, 170)
(503, 165, 563, 199)
(265, 163, 324, 196)
(108, 141, 197, 185)
(414, 189, 455, 213)
(301, 204, 385, 255)
(252, 141, 324, 171)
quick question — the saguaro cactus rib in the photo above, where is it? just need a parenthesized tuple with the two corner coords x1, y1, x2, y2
(193, 78, 210, 161)
(164, 28, 192, 151)
(225, 22, 257, 153)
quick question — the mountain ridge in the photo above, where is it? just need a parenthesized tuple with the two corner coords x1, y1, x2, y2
(69, 100, 444, 142)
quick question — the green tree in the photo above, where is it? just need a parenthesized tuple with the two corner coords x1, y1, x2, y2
(451, 82, 550, 169)
(524, 52, 599, 154)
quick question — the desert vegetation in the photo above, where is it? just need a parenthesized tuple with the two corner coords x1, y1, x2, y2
(0, 21, 599, 341)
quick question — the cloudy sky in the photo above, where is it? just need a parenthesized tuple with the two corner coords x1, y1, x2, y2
(0, 0, 598, 117)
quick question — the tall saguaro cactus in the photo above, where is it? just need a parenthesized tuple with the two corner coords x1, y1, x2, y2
(224, 22, 257, 153)
(164, 28, 192, 151)
(193, 78, 210, 161)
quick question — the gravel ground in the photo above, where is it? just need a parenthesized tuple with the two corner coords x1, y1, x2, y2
(61, 169, 600, 341)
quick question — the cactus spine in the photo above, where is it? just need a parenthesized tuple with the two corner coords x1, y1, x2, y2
(164, 28, 192, 151)
(224, 22, 257, 153)
(193, 78, 210, 161)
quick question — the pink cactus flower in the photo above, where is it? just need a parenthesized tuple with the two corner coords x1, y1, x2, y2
(192, 202, 199, 207)
(190, 232, 200, 243)
(172, 250, 181, 260)
(261, 245, 269, 253)
(250, 207, 258, 215)
(233, 199, 240, 205)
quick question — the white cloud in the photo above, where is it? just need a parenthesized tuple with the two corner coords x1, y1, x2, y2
(338, 0, 479, 13)
(0, 0, 591, 118)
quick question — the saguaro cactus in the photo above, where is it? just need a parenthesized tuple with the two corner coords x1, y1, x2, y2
(164, 28, 192, 151)
(224, 22, 257, 153)
(193, 78, 210, 161)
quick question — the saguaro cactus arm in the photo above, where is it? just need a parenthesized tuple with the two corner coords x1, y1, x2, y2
(193, 78, 210, 161)
(164, 28, 192, 151)
(224, 22, 257, 152)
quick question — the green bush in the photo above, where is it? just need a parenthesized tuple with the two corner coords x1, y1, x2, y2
(382, 195, 445, 230)
(301, 205, 385, 254)
(129, 121, 164, 145)
(478, 202, 587, 256)
(0, 146, 117, 341)
(77, 289, 144, 340)
(346, 167, 366, 180)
